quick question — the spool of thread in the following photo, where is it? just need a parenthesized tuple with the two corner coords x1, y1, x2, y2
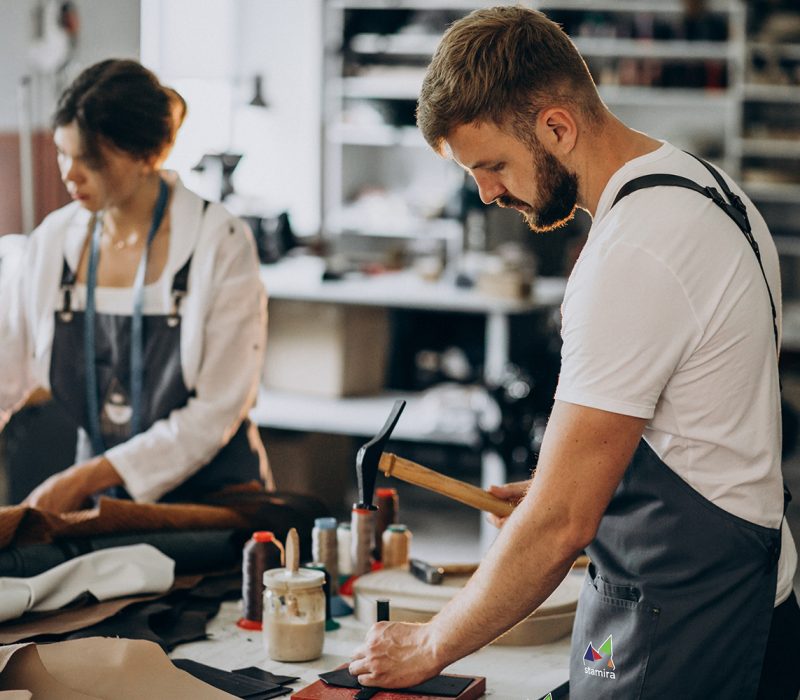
(381, 524, 411, 569)
(304, 561, 340, 631)
(350, 505, 376, 577)
(337, 522, 352, 577)
(376, 599, 390, 622)
(312, 517, 339, 594)
(237, 531, 284, 630)
(374, 487, 399, 561)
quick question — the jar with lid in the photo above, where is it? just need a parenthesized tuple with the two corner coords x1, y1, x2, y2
(262, 567, 326, 662)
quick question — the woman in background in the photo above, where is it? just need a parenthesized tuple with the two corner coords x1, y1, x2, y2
(0, 59, 272, 512)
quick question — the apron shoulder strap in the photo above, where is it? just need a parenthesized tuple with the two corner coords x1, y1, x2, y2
(58, 259, 76, 321)
(167, 198, 209, 325)
(168, 255, 193, 327)
(610, 154, 778, 353)
(612, 170, 751, 236)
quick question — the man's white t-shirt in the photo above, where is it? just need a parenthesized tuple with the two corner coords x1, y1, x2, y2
(555, 142, 797, 604)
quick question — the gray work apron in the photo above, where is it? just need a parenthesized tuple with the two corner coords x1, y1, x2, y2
(569, 155, 783, 698)
(49, 205, 262, 502)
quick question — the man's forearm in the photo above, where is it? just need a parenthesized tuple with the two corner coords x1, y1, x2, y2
(425, 401, 647, 666)
(426, 485, 584, 667)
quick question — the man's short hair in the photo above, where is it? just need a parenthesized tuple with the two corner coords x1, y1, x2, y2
(417, 6, 603, 154)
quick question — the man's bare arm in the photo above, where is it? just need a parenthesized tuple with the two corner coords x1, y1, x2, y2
(350, 400, 647, 687)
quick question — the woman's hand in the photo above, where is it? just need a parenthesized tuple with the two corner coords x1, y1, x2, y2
(24, 456, 122, 513)
(349, 621, 444, 689)
(486, 479, 531, 528)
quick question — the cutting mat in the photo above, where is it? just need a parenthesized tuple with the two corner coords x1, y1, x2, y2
(353, 568, 584, 646)
(291, 674, 486, 699)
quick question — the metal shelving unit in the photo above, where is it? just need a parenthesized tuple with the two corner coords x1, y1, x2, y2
(321, 0, 747, 237)
(738, 41, 800, 226)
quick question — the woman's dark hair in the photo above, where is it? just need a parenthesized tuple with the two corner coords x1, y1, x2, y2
(53, 59, 183, 168)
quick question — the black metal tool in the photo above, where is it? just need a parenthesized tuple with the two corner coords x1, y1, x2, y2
(354, 400, 406, 509)
(409, 558, 479, 586)
(409, 558, 446, 585)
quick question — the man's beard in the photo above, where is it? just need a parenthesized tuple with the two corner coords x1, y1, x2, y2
(496, 144, 579, 233)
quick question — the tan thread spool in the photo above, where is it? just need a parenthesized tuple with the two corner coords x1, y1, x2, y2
(350, 506, 375, 576)
(312, 517, 339, 594)
(381, 523, 411, 569)
(374, 487, 399, 561)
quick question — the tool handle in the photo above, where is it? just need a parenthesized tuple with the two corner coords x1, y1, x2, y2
(440, 563, 480, 576)
(379, 453, 515, 518)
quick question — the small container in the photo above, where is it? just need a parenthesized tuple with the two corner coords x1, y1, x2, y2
(350, 505, 376, 576)
(237, 531, 283, 630)
(263, 567, 326, 662)
(337, 522, 352, 577)
(374, 487, 399, 560)
(381, 524, 411, 569)
(312, 517, 339, 594)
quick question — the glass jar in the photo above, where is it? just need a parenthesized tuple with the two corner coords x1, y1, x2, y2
(262, 567, 326, 662)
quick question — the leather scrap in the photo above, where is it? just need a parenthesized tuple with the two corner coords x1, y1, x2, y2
(0, 575, 201, 645)
(0, 637, 237, 699)
(319, 668, 474, 697)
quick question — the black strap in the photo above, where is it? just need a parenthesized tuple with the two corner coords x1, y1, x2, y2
(611, 154, 779, 353)
(171, 256, 192, 295)
(58, 259, 76, 320)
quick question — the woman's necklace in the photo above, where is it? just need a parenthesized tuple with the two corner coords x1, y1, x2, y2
(101, 219, 140, 251)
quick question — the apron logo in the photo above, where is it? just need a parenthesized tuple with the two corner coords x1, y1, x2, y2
(583, 634, 616, 679)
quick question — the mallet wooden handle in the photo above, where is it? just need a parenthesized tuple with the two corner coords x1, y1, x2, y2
(379, 453, 515, 518)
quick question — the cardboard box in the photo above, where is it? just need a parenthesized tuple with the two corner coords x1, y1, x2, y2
(263, 300, 389, 397)
(261, 428, 354, 513)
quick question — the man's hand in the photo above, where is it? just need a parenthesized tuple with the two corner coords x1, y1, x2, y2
(349, 621, 445, 688)
(487, 480, 530, 528)
(24, 456, 122, 513)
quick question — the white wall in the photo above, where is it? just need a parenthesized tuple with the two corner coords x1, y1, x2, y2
(141, 0, 323, 235)
(0, 0, 140, 131)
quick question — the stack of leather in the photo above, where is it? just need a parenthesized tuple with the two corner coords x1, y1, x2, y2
(0, 484, 329, 648)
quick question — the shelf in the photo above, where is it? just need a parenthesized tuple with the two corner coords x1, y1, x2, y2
(342, 74, 734, 104)
(781, 300, 800, 353)
(773, 237, 800, 257)
(572, 37, 730, 61)
(537, 0, 736, 11)
(260, 259, 566, 314)
(743, 84, 800, 103)
(333, 0, 735, 12)
(329, 123, 427, 148)
(341, 74, 424, 100)
(598, 85, 730, 107)
(738, 138, 800, 158)
(749, 42, 800, 61)
(348, 36, 731, 63)
(350, 33, 440, 57)
(250, 387, 480, 446)
(743, 181, 800, 204)
(332, 0, 521, 9)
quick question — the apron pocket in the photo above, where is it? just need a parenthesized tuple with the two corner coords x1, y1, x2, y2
(569, 570, 660, 700)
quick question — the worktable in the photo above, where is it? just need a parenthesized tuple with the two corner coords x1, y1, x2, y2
(172, 599, 571, 699)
